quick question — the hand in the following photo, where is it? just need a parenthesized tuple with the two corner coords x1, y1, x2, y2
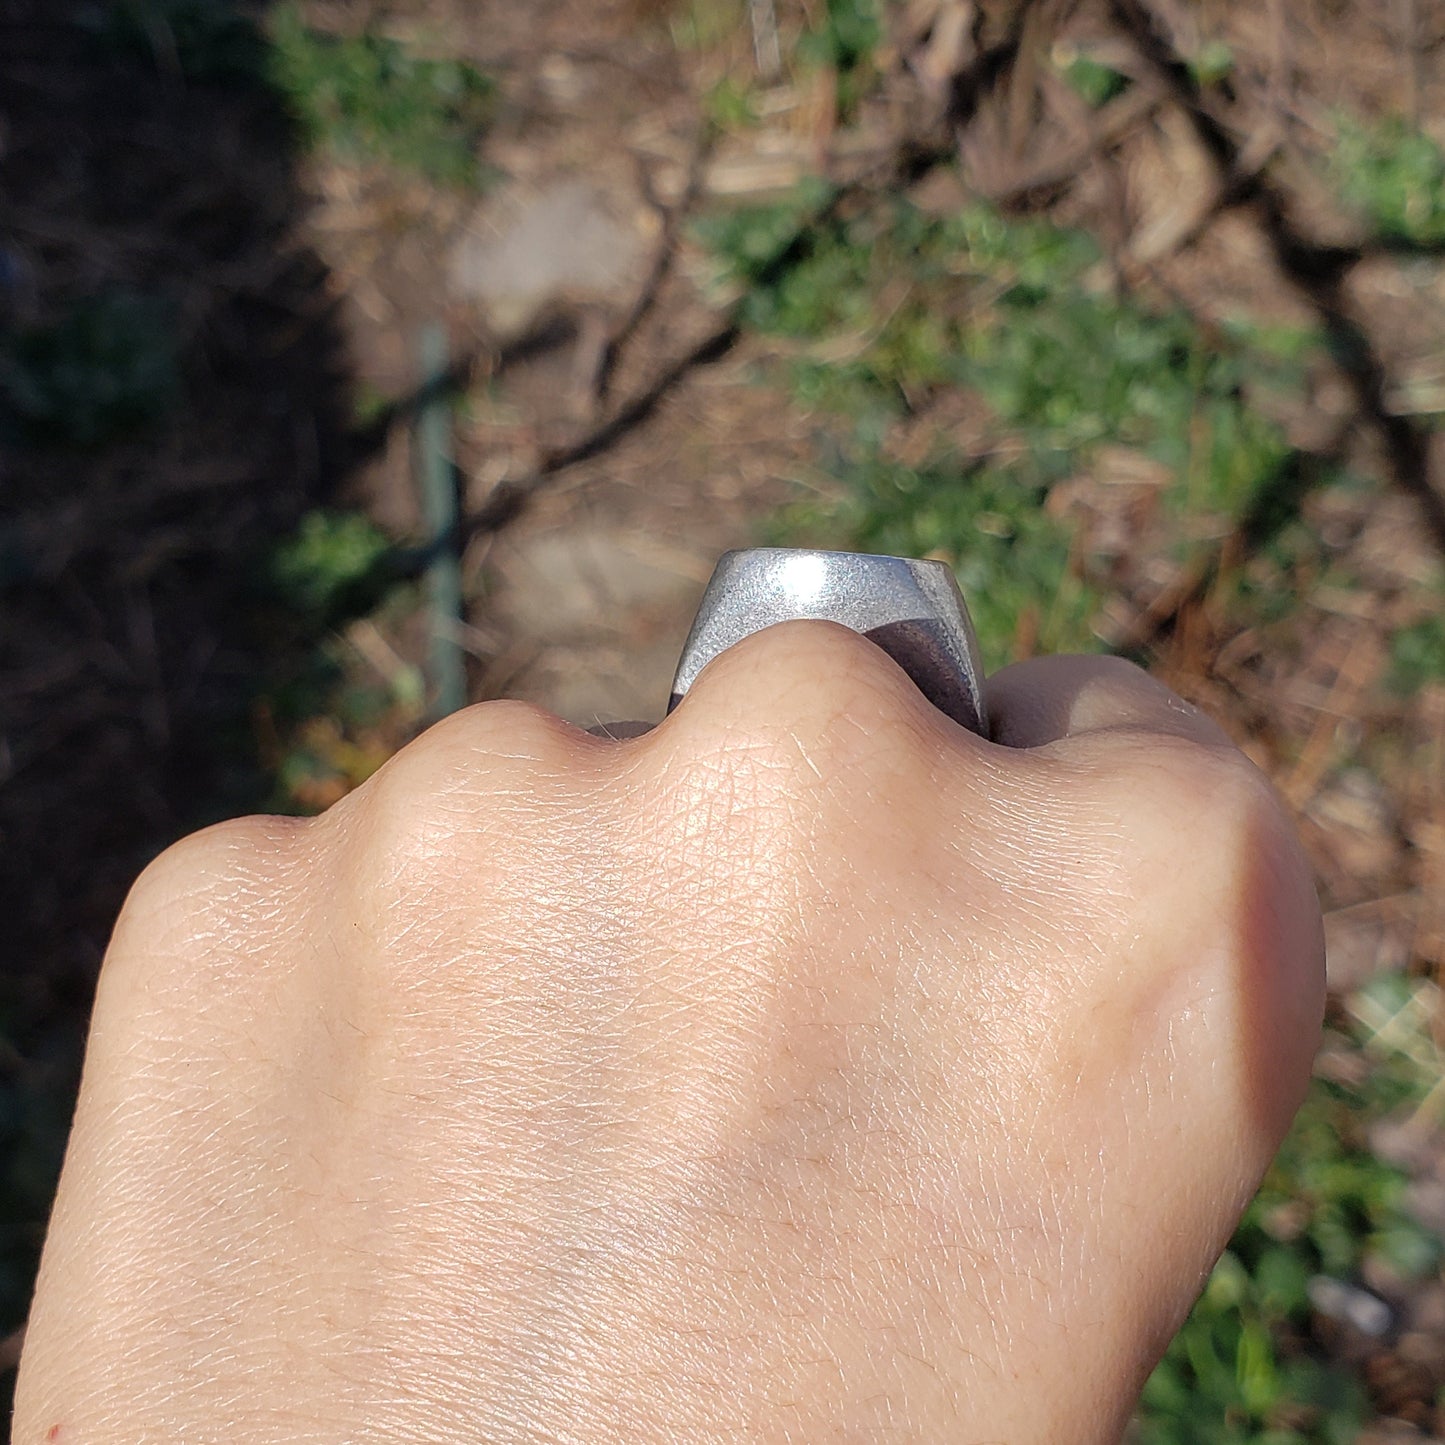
(14, 623, 1323, 1443)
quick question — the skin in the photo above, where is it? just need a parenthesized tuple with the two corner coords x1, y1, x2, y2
(14, 622, 1324, 1444)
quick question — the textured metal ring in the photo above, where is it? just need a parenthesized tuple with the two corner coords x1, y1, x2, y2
(669, 548, 988, 736)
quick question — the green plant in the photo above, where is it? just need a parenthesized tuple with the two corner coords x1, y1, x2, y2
(1188, 38, 1235, 88)
(696, 179, 837, 287)
(1140, 973, 1445, 1443)
(795, 0, 882, 116)
(706, 193, 1319, 662)
(1061, 52, 1131, 108)
(0, 290, 178, 448)
(778, 452, 1100, 668)
(796, 0, 880, 75)
(258, 510, 425, 812)
(267, 508, 396, 621)
(1332, 114, 1445, 247)
(713, 199, 1303, 499)
(704, 73, 760, 133)
(1390, 609, 1445, 692)
(267, 6, 495, 187)
(263, 627, 423, 815)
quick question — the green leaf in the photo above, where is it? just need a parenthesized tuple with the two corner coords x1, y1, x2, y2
(1332, 113, 1445, 246)
(1063, 54, 1130, 108)
(1390, 611, 1445, 692)
(267, 5, 495, 187)
(268, 509, 394, 619)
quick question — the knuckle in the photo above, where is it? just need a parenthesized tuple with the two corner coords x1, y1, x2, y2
(666, 619, 950, 770)
(105, 815, 311, 1001)
(1076, 730, 1323, 1102)
(358, 700, 579, 821)
(1079, 653, 1154, 695)
(424, 697, 584, 769)
(337, 699, 587, 901)
(1086, 732, 1306, 931)
(1116, 734, 1271, 847)
(121, 815, 304, 926)
(644, 623, 969, 894)
(397, 699, 580, 788)
(1157, 737, 1284, 849)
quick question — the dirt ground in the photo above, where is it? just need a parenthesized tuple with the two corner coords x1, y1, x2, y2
(308, 0, 828, 722)
(300, 0, 1445, 961)
(4, 0, 1445, 1430)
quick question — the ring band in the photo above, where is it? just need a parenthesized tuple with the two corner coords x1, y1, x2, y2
(669, 549, 988, 736)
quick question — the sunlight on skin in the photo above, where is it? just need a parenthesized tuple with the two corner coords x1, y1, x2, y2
(15, 624, 1322, 1445)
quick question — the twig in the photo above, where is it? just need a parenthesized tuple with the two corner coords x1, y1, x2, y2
(943, 0, 1035, 133)
(453, 64, 1006, 547)
(1108, 0, 1445, 557)
(1280, 624, 1381, 808)
(1112, 428, 1350, 655)
(988, 83, 1162, 206)
(593, 133, 713, 407)
(460, 319, 741, 545)
(751, 0, 783, 80)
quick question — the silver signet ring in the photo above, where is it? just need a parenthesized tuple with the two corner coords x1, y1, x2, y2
(669, 548, 988, 736)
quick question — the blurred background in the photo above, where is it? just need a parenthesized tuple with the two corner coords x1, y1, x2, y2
(2, 0, 1444, 1435)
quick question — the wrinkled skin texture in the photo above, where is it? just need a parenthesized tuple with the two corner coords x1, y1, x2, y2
(15, 624, 1323, 1444)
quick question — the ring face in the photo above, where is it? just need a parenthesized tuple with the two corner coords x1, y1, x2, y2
(669, 549, 988, 735)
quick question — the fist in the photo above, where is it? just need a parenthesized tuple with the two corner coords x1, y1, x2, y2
(15, 624, 1323, 1444)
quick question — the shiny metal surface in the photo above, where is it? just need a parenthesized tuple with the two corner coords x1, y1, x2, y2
(669, 548, 988, 735)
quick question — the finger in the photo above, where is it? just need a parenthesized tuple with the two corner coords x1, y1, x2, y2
(660, 618, 982, 753)
(982, 658, 1325, 1428)
(985, 653, 1234, 750)
(661, 625, 1324, 1440)
(988, 653, 1321, 1130)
